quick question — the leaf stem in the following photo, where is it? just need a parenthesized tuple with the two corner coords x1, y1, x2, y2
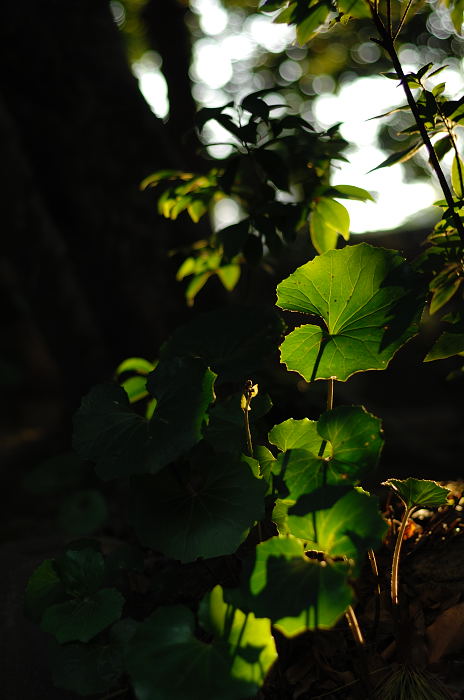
(391, 504, 415, 605)
(242, 379, 257, 457)
(345, 604, 365, 645)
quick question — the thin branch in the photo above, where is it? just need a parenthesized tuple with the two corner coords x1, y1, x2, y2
(368, 5, 464, 244)
(393, 0, 415, 41)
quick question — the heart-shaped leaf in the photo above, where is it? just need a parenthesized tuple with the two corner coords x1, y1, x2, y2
(383, 478, 450, 509)
(240, 534, 352, 636)
(73, 357, 216, 480)
(277, 243, 423, 381)
(127, 586, 277, 700)
(130, 448, 266, 562)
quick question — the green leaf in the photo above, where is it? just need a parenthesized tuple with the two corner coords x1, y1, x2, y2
(216, 264, 241, 291)
(57, 490, 108, 537)
(188, 199, 208, 223)
(25, 560, 65, 622)
(240, 535, 352, 636)
(130, 448, 266, 562)
(338, 0, 371, 18)
(311, 197, 350, 253)
(121, 375, 150, 403)
(296, 3, 330, 44)
(200, 585, 277, 690)
(310, 208, 339, 255)
(370, 142, 422, 171)
(41, 588, 124, 643)
(434, 135, 453, 161)
(73, 357, 216, 480)
(329, 184, 375, 202)
(287, 488, 387, 563)
(424, 329, 464, 361)
(451, 154, 464, 198)
(115, 357, 155, 376)
(269, 417, 321, 453)
(383, 478, 450, 509)
(49, 639, 124, 696)
(318, 406, 384, 479)
(127, 588, 277, 700)
(186, 271, 211, 305)
(55, 548, 104, 597)
(161, 306, 284, 382)
(277, 243, 423, 382)
(72, 384, 154, 480)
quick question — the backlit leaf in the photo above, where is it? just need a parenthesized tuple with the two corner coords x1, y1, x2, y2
(240, 535, 352, 636)
(277, 243, 422, 381)
(383, 478, 451, 509)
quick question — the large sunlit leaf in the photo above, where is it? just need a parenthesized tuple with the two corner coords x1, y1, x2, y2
(161, 306, 284, 382)
(268, 417, 321, 453)
(73, 357, 216, 480)
(127, 587, 277, 700)
(240, 535, 352, 636)
(130, 448, 266, 562)
(383, 478, 451, 509)
(277, 243, 423, 381)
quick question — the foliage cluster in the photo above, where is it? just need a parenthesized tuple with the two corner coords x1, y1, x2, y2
(25, 0, 464, 697)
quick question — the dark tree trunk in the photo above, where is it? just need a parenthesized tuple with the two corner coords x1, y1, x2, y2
(0, 0, 187, 411)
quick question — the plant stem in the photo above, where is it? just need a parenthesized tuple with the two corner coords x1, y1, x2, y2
(327, 376, 334, 411)
(345, 604, 365, 646)
(369, 4, 464, 245)
(318, 377, 335, 457)
(368, 548, 381, 596)
(242, 379, 258, 457)
(391, 504, 415, 606)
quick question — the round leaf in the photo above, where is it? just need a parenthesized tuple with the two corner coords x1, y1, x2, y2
(130, 450, 266, 562)
(383, 477, 451, 509)
(269, 417, 321, 453)
(277, 243, 423, 381)
(241, 535, 353, 636)
(41, 588, 124, 643)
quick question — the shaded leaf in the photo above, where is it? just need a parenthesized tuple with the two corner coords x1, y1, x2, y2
(424, 328, 464, 361)
(240, 535, 352, 636)
(161, 306, 284, 382)
(370, 142, 422, 171)
(25, 560, 65, 622)
(130, 449, 266, 562)
(41, 588, 124, 643)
